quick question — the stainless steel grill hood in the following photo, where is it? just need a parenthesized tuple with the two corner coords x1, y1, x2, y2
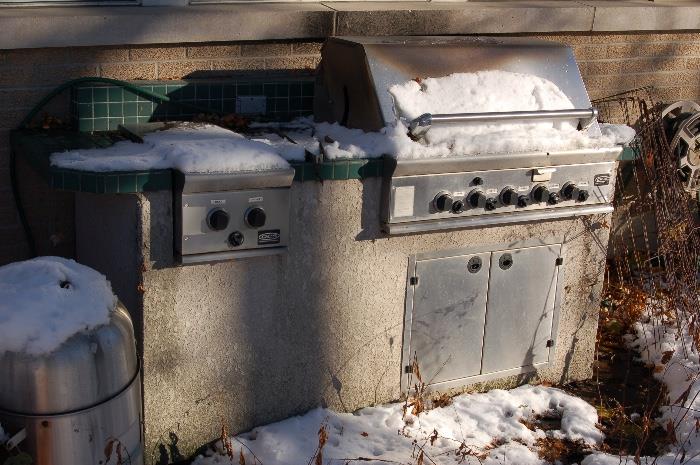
(314, 36, 622, 235)
(314, 36, 597, 135)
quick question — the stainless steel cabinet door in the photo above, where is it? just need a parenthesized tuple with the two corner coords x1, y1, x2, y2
(409, 253, 491, 385)
(481, 244, 562, 375)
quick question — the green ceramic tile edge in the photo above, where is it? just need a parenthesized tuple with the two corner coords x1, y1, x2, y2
(289, 158, 385, 182)
(618, 146, 639, 161)
(10, 129, 172, 193)
(11, 130, 386, 194)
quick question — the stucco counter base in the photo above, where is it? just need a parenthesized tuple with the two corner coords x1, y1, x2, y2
(75, 177, 611, 465)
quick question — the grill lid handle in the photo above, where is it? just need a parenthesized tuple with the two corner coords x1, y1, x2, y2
(408, 108, 599, 139)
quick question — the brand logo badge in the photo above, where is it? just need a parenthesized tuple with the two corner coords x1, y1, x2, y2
(258, 230, 281, 245)
(594, 174, 611, 186)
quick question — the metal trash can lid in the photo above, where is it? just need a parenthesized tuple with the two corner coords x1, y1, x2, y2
(0, 302, 138, 416)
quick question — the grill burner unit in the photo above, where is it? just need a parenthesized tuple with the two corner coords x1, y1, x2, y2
(315, 36, 621, 234)
(315, 36, 622, 390)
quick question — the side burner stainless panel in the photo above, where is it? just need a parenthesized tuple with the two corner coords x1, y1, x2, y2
(409, 253, 490, 385)
(178, 188, 290, 256)
(481, 244, 562, 375)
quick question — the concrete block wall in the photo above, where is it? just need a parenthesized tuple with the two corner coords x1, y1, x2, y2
(1, 31, 699, 266)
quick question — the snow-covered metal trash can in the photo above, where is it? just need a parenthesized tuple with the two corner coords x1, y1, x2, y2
(0, 257, 143, 465)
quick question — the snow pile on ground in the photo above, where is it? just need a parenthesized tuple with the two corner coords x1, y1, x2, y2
(192, 384, 602, 465)
(599, 123, 636, 145)
(51, 124, 292, 173)
(0, 257, 116, 355)
(583, 308, 700, 465)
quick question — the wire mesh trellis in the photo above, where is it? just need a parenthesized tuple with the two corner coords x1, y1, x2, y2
(594, 87, 700, 461)
(597, 87, 700, 339)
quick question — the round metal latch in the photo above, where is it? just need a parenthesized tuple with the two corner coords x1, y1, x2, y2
(467, 256, 482, 273)
(499, 253, 514, 270)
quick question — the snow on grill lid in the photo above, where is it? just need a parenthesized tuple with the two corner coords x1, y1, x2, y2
(314, 36, 593, 133)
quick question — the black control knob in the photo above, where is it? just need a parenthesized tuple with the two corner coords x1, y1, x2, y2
(548, 193, 561, 205)
(500, 187, 519, 206)
(451, 200, 465, 213)
(517, 195, 531, 208)
(577, 190, 590, 202)
(207, 208, 230, 231)
(228, 231, 244, 247)
(245, 207, 266, 229)
(484, 198, 498, 211)
(532, 185, 551, 203)
(561, 182, 577, 201)
(434, 193, 454, 212)
(472, 176, 484, 186)
(467, 189, 486, 208)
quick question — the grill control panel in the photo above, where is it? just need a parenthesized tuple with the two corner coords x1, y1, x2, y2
(384, 162, 616, 231)
(176, 188, 291, 261)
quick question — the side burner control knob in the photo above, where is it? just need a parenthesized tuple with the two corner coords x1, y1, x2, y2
(434, 193, 454, 212)
(451, 200, 465, 213)
(207, 208, 230, 231)
(245, 207, 266, 229)
(467, 189, 486, 208)
(561, 182, 577, 201)
(548, 193, 561, 205)
(517, 195, 531, 208)
(532, 185, 551, 203)
(228, 231, 244, 247)
(485, 198, 498, 211)
(577, 190, 590, 202)
(500, 187, 519, 206)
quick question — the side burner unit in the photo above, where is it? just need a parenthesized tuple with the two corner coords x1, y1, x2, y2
(175, 169, 295, 264)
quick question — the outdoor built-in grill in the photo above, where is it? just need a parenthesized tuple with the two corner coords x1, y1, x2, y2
(43, 36, 627, 457)
(316, 36, 623, 391)
(316, 37, 619, 235)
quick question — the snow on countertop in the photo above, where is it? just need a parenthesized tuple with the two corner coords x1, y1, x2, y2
(51, 124, 292, 174)
(0, 257, 117, 355)
(599, 123, 636, 145)
(50, 72, 633, 170)
(193, 384, 602, 465)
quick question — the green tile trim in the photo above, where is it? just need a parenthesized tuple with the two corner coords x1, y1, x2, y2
(289, 158, 385, 182)
(13, 129, 388, 195)
(11, 129, 173, 194)
(72, 78, 315, 132)
(618, 146, 639, 161)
